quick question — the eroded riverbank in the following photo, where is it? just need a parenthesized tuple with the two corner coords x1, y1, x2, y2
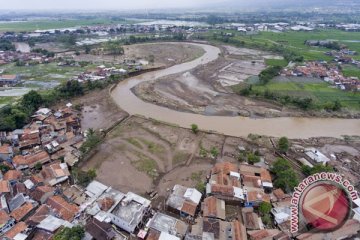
(111, 42, 360, 138)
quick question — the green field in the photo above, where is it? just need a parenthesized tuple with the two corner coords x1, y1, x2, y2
(0, 18, 137, 32)
(205, 29, 360, 61)
(0, 96, 16, 106)
(342, 65, 360, 79)
(2, 62, 96, 82)
(251, 81, 360, 110)
(265, 59, 289, 67)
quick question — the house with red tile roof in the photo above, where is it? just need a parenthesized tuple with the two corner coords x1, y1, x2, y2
(40, 162, 70, 186)
(206, 162, 245, 204)
(202, 196, 226, 220)
(4, 221, 28, 239)
(166, 184, 202, 218)
(30, 185, 54, 204)
(0, 144, 13, 161)
(3, 170, 22, 181)
(0, 209, 15, 235)
(46, 195, 79, 222)
(12, 151, 50, 170)
(0, 180, 10, 194)
(10, 202, 37, 222)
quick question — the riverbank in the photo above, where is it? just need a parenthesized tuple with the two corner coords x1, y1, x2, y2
(111, 42, 360, 138)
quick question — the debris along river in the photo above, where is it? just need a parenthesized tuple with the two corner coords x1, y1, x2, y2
(111, 42, 360, 139)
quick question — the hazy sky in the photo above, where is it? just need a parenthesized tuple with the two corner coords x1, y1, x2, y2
(0, 0, 227, 10)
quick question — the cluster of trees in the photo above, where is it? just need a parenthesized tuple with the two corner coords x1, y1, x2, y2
(0, 80, 86, 131)
(103, 41, 124, 55)
(57, 34, 77, 46)
(54, 226, 84, 240)
(301, 164, 334, 177)
(324, 100, 342, 112)
(206, 15, 226, 25)
(277, 137, 290, 154)
(237, 149, 261, 164)
(0, 39, 15, 51)
(72, 168, 97, 187)
(271, 158, 299, 192)
(258, 201, 272, 226)
(238, 86, 315, 110)
(259, 66, 282, 85)
(79, 129, 103, 155)
(31, 48, 55, 57)
(306, 40, 342, 51)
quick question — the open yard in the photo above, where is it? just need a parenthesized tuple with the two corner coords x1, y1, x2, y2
(252, 76, 360, 110)
(81, 116, 273, 197)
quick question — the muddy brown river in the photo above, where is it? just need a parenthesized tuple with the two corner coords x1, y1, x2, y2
(111, 43, 360, 139)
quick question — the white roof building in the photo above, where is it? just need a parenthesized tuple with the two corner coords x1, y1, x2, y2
(305, 148, 330, 165)
(85, 180, 109, 198)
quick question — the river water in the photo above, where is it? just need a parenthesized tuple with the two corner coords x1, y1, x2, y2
(111, 43, 360, 139)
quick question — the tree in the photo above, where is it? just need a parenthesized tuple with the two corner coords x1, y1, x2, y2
(271, 158, 291, 174)
(80, 129, 102, 155)
(34, 162, 42, 171)
(332, 100, 342, 111)
(247, 152, 260, 164)
(210, 147, 219, 158)
(274, 169, 299, 192)
(271, 158, 299, 192)
(72, 168, 97, 187)
(58, 80, 84, 97)
(259, 202, 272, 216)
(21, 90, 43, 113)
(262, 214, 272, 226)
(0, 164, 10, 173)
(191, 124, 199, 134)
(104, 41, 124, 55)
(54, 226, 84, 240)
(278, 137, 290, 153)
(301, 164, 333, 177)
(85, 45, 91, 54)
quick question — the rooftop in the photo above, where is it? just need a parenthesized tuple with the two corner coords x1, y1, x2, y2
(202, 196, 226, 220)
(10, 202, 36, 222)
(166, 185, 202, 217)
(4, 222, 27, 239)
(46, 195, 79, 221)
(148, 212, 188, 237)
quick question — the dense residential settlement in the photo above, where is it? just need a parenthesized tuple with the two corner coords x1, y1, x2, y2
(0, 104, 359, 239)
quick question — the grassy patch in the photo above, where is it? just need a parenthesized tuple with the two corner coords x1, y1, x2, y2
(173, 151, 189, 165)
(342, 65, 360, 79)
(139, 138, 165, 154)
(2, 62, 93, 83)
(265, 59, 288, 67)
(0, 96, 16, 106)
(205, 29, 360, 61)
(126, 138, 143, 149)
(252, 81, 360, 110)
(132, 153, 158, 179)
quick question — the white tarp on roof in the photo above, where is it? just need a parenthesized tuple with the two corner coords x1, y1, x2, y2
(23, 179, 34, 189)
(233, 187, 245, 200)
(184, 188, 202, 204)
(230, 171, 240, 179)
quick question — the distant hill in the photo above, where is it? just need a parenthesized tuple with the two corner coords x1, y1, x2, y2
(205, 0, 359, 10)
